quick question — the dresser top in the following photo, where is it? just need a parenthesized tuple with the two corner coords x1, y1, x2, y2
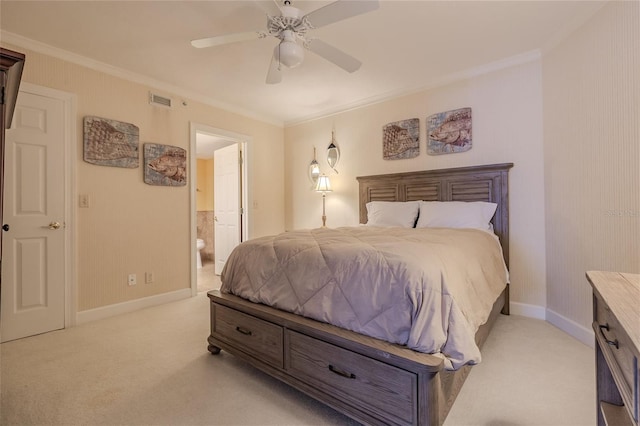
(587, 271, 640, 353)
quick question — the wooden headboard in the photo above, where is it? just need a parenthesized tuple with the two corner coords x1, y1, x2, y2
(357, 163, 514, 267)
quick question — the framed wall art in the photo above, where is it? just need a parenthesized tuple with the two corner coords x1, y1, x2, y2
(143, 143, 187, 186)
(83, 116, 139, 168)
(426, 107, 472, 155)
(382, 118, 420, 160)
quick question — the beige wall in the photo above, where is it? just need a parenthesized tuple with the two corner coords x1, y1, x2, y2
(285, 60, 547, 311)
(3, 44, 285, 312)
(542, 1, 639, 330)
(196, 159, 214, 212)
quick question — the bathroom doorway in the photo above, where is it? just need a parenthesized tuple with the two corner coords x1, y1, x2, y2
(189, 123, 250, 296)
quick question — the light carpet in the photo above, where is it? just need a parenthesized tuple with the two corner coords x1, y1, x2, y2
(1, 292, 595, 425)
(197, 262, 219, 294)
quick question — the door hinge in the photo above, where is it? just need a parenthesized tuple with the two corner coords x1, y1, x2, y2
(239, 207, 244, 215)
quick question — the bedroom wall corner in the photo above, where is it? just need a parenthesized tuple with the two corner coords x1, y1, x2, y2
(542, 0, 640, 332)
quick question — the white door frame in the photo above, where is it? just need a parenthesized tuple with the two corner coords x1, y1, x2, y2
(189, 123, 251, 296)
(4, 82, 77, 328)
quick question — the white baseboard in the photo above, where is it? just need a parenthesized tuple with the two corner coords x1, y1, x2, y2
(546, 308, 594, 348)
(76, 288, 192, 325)
(509, 301, 546, 320)
(509, 302, 594, 348)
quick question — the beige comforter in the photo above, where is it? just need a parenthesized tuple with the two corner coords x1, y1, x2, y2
(220, 226, 508, 370)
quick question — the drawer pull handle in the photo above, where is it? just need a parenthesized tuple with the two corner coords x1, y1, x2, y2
(598, 323, 619, 349)
(328, 364, 356, 380)
(235, 326, 252, 336)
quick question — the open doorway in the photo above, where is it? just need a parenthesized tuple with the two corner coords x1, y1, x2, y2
(189, 123, 250, 296)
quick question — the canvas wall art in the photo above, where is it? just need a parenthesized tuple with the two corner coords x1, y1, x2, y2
(426, 107, 472, 155)
(382, 118, 420, 160)
(83, 116, 139, 168)
(144, 143, 187, 186)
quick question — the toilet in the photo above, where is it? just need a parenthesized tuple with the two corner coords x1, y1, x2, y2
(196, 238, 205, 269)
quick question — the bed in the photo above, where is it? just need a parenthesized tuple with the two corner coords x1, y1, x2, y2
(207, 162, 513, 425)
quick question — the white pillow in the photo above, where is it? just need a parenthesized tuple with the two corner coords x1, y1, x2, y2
(366, 201, 420, 228)
(416, 201, 497, 230)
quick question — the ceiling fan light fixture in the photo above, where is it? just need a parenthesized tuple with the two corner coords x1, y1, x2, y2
(273, 39, 304, 68)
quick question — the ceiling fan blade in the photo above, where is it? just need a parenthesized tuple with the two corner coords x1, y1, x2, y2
(306, 38, 361, 73)
(304, 0, 379, 29)
(191, 32, 260, 49)
(253, 0, 282, 17)
(266, 56, 282, 84)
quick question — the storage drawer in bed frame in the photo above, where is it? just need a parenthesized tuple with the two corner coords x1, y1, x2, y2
(287, 329, 418, 425)
(211, 303, 284, 369)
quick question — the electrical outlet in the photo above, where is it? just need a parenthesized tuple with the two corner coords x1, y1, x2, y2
(128, 274, 136, 286)
(145, 272, 154, 284)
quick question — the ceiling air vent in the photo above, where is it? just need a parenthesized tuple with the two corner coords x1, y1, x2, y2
(149, 92, 172, 108)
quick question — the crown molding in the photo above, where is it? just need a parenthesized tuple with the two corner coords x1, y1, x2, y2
(284, 49, 541, 127)
(0, 31, 285, 128)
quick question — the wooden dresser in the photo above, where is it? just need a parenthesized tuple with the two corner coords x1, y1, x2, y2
(587, 271, 640, 426)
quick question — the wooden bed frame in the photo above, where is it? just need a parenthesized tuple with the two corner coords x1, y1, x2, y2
(207, 163, 513, 425)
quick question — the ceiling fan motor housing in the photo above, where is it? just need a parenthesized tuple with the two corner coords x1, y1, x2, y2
(267, 5, 309, 38)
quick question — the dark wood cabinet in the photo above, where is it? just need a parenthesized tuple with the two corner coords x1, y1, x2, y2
(0, 48, 25, 261)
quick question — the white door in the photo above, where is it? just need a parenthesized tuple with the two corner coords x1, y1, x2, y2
(1, 90, 66, 342)
(214, 143, 241, 275)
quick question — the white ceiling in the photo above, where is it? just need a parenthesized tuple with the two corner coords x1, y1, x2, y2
(0, 1, 605, 126)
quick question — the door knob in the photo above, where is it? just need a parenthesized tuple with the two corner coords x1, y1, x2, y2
(48, 221, 62, 230)
(2, 224, 9, 232)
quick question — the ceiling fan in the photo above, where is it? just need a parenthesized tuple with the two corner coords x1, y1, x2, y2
(190, 0, 380, 84)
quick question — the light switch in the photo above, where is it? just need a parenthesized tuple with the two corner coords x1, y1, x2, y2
(79, 194, 90, 208)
